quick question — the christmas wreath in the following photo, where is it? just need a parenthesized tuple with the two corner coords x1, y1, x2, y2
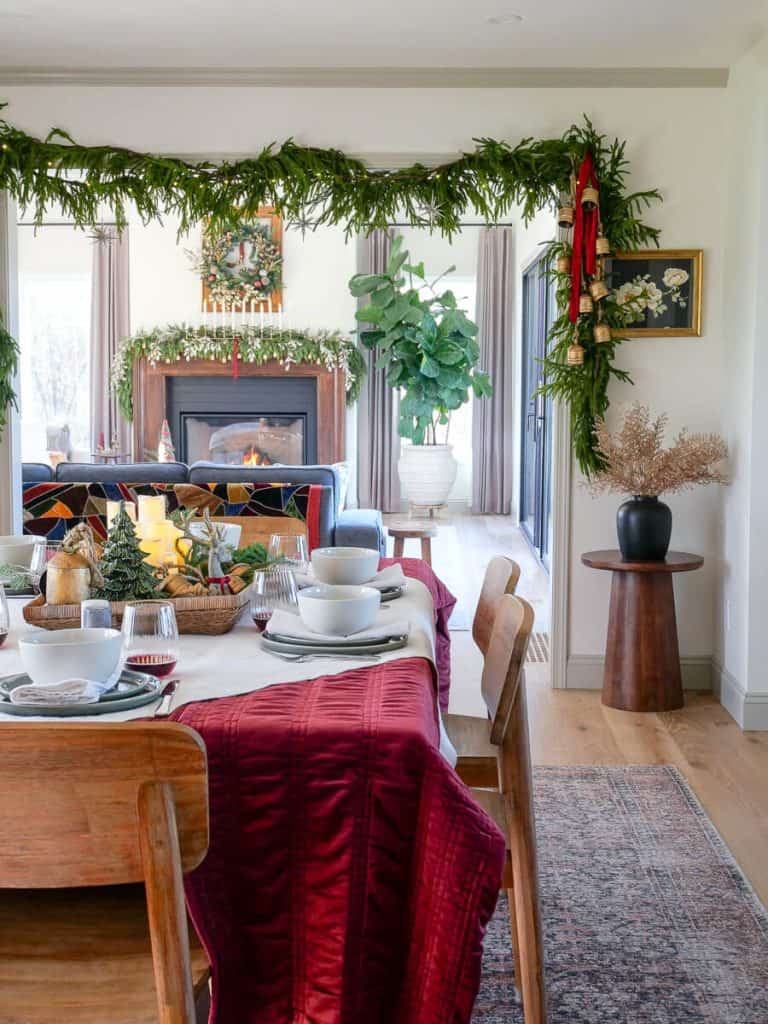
(194, 220, 282, 307)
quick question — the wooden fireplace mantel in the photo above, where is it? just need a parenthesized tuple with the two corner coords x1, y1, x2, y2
(134, 357, 346, 464)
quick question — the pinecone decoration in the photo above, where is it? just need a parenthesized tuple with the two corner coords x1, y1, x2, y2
(96, 502, 159, 602)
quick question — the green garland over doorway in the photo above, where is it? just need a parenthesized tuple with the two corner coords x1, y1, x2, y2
(0, 107, 660, 473)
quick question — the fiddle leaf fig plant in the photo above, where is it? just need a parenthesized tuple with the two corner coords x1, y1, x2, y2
(349, 236, 492, 445)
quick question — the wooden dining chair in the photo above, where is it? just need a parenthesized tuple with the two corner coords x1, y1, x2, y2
(0, 722, 211, 1024)
(445, 593, 547, 1024)
(472, 555, 521, 656)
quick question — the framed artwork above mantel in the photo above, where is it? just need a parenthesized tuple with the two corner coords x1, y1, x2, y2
(607, 249, 703, 337)
(201, 208, 283, 314)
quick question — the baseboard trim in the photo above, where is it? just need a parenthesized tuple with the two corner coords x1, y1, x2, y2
(566, 655, 713, 692)
(713, 660, 768, 730)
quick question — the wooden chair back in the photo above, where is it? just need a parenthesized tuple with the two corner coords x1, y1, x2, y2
(472, 556, 521, 656)
(0, 722, 209, 1024)
(0, 722, 208, 888)
(481, 594, 534, 746)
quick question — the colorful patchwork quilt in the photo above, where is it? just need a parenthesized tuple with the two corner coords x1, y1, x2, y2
(22, 481, 323, 550)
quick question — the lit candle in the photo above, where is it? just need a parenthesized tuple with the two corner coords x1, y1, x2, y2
(107, 500, 137, 528)
(137, 494, 166, 524)
(260, 303, 264, 338)
(278, 300, 283, 334)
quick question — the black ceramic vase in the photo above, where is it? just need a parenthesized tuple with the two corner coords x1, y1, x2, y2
(616, 496, 672, 562)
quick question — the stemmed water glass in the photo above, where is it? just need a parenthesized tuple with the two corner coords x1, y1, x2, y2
(121, 600, 179, 678)
(268, 533, 309, 575)
(0, 584, 8, 648)
(250, 565, 298, 633)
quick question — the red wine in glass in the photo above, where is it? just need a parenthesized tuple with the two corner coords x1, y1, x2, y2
(125, 653, 178, 678)
(251, 611, 271, 634)
(0, 630, 7, 648)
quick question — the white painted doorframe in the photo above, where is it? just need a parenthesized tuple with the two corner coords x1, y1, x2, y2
(0, 192, 21, 535)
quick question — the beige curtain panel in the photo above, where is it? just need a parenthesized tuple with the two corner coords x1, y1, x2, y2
(90, 226, 132, 458)
(472, 227, 515, 514)
(356, 228, 401, 512)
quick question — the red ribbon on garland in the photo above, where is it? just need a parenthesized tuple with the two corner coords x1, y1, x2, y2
(232, 335, 240, 379)
(568, 152, 599, 324)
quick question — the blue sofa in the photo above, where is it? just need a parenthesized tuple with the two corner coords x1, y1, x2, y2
(23, 461, 385, 554)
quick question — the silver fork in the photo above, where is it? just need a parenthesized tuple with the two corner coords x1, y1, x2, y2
(153, 678, 180, 717)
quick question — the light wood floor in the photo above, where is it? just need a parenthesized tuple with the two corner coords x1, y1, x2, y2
(389, 512, 768, 909)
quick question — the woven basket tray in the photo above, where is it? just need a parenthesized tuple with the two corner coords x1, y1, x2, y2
(23, 587, 251, 636)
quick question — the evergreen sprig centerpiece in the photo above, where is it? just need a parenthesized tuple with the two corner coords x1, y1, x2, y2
(96, 502, 159, 602)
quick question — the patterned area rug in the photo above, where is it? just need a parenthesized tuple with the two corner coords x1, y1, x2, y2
(473, 766, 768, 1023)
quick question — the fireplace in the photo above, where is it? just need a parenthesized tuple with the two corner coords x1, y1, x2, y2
(166, 376, 317, 465)
(134, 356, 346, 465)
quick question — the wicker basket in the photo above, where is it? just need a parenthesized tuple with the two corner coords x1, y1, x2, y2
(23, 587, 251, 636)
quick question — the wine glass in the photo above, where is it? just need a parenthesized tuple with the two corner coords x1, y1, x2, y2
(121, 600, 179, 678)
(0, 584, 8, 648)
(250, 566, 298, 633)
(268, 533, 309, 575)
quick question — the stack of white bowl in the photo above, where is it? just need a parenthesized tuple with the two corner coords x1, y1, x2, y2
(298, 547, 381, 635)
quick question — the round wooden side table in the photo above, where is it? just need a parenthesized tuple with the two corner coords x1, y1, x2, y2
(387, 519, 438, 566)
(581, 549, 704, 713)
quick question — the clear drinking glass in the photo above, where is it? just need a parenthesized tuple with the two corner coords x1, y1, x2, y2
(0, 584, 8, 648)
(250, 565, 298, 633)
(28, 540, 47, 591)
(121, 600, 179, 678)
(268, 533, 309, 574)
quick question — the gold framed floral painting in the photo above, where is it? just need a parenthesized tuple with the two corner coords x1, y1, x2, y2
(606, 249, 703, 337)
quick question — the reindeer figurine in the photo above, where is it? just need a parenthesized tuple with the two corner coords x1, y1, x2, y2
(173, 509, 232, 595)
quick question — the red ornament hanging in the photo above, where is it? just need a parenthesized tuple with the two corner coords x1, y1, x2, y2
(568, 152, 600, 324)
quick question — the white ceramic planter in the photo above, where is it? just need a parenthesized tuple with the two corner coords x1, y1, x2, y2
(398, 444, 458, 508)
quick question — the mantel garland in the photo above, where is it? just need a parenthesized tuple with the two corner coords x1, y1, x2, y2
(0, 106, 662, 472)
(111, 324, 366, 422)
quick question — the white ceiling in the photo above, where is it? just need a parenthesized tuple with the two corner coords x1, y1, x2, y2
(0, 0, 765, 70)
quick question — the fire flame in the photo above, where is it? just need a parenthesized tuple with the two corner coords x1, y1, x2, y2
(243, 447, 270, 467)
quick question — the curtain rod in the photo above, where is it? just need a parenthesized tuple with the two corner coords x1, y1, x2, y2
(387, 222, 513, 228)
(17, 221, 118, 228)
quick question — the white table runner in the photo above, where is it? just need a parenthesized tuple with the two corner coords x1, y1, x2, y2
(0, 585, 457, 763)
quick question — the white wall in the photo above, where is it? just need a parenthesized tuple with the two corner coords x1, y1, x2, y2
(0, 83, 732, 694)
(716, 38, 768, 727)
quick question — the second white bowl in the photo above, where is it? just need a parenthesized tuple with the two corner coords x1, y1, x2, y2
(298, 585, 381, 636)
(19, 628, 124, 686)
(311, 546, 380, 586)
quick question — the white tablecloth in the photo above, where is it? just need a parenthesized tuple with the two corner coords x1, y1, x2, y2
(0, 586, 457, 763)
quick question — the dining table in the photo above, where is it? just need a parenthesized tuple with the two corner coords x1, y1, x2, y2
(0, 556, 507, 1024)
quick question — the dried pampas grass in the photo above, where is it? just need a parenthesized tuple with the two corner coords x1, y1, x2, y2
(589, 403, 728, 497)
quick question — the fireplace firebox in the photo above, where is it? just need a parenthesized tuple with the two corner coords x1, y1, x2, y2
(166, 376, 317, 465)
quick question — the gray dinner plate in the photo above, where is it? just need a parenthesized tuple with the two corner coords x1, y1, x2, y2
(261, 634, 408, 657)
(0, 670, 163, 717)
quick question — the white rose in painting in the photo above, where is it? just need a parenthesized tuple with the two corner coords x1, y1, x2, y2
(663, 267, 689, 289)
(644, 282, 664, 313)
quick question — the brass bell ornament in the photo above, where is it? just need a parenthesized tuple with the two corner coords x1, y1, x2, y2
(593, 322, 612, 344)
(579, 292, 594, 314)
(567, 343, 585, 365)
(581, 186, 599, 211)
(589, 278, 609, 302)
(558, 205, 574, 229)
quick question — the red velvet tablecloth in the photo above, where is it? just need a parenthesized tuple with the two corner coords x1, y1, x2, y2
(174, 560, 505, 1024)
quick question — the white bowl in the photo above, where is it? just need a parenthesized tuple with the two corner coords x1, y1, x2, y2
(311, 547, 380, 586)
(19, 628, 124, 686)
(0, 536, 43, 570)
(298, 585, 381, 636)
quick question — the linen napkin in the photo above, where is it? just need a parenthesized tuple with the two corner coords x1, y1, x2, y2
(294, 563, 407, 592)
(9, 665, 123, 706)
(266, 608, 410, 645)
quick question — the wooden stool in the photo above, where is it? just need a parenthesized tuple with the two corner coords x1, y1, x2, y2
(387, 519, 438, 566)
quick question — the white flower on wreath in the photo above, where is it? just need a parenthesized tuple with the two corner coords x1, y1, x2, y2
(663, 267, 689, 289)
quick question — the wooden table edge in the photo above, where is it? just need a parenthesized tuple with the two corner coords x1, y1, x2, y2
(581, 550, 704, 573)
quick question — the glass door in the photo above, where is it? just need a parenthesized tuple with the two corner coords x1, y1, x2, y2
(520, 254, 554, 570)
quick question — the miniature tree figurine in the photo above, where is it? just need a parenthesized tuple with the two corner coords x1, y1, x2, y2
(95, 502, 159, 602)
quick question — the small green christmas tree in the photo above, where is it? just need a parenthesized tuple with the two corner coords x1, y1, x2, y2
(96, 502, 159, 602)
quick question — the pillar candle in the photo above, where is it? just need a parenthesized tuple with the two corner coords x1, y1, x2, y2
(137, 494, 166, 524)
